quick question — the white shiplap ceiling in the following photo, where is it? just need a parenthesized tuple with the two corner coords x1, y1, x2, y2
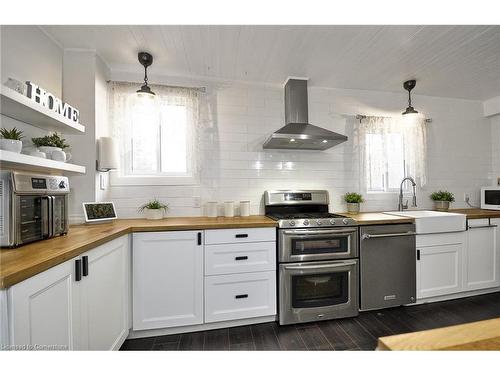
(41, 25, 500, 100)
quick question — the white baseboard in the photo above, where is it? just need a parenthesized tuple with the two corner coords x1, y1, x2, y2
(127, 315, 277, 339)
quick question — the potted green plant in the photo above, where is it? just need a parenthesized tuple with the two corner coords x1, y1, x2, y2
(343, 192, 364, 214)
(0, 127, 24, 153)
(430, 190, 455, 211)
(32, 133, 71, 162)
(138, 199, 169, 220)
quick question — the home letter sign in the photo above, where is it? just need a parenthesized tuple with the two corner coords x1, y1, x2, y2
(25, 81, 80, 124)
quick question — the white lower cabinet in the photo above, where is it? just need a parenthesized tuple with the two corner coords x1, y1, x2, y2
(417, 243, 463, 299)
(133, 231, 204, 330)
(465, 219, 500, 291)
(8, 256, 82, 349)
(205, 271, 276, 323)
(7, 235, 130, 350)
(79, 236, 130, 350)
(132, 228, 276, 333)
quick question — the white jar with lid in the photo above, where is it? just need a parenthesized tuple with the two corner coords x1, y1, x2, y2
(240, 201, 250, 216)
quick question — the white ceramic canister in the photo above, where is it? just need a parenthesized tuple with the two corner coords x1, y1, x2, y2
(224, 201, 235, 217)
(240, 201, 250, 217)
(206, 201, 218, 217)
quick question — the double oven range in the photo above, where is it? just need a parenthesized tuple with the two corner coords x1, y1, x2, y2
(265, 190, 359, 325)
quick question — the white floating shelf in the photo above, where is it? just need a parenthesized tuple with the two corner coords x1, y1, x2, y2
(0, 150, 86, 175)
(0, 86, 85, 134)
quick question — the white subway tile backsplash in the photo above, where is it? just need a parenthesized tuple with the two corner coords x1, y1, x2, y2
(105, 80, 493, 218)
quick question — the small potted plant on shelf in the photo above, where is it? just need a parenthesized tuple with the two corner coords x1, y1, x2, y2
(138, 199, 169, 220)
(430, 190, 455, 211)
(31, 133, 71, 162)
(0, 127, 24, 153)
(343, 192, 364, 214)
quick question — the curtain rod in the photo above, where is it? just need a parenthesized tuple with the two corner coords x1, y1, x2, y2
(107, 80, 207, 93)
(355, 114, 432, 123)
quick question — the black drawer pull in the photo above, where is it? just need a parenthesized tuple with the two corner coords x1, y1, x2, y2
(82, 256, 89, 277)
(235, 256, 248, 261)
(417, 249, 420, 261)
(235, 294, 248, 299)
(235, 234, 248, 238)
(197, 232, 202, 245)
(75, 259, 82, 282)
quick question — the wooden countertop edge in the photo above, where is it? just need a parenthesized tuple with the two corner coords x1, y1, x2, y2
(376, 317, 500, 350)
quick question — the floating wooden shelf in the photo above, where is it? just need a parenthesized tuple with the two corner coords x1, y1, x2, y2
(0, 86, 85, 134)
(0, 150, 86, 174)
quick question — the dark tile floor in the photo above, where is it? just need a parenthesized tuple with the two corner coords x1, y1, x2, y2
(120, 292, 500, 351)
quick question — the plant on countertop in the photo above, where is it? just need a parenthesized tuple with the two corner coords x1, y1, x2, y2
(430, 190, 455, 202)
(138, 199, 169, 213)
(343, 192, 364, 203)
(0, 127, 24, 140)
(31, 133, 70, 149)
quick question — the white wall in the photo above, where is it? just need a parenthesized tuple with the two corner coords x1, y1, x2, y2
(104, 73, 492, 218)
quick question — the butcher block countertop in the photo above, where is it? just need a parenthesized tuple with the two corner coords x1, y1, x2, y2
(378, 317, 500, 350)
(449, 208, 500, 219)
(341, 212, 415, 225)
(0, 216, 277, 289)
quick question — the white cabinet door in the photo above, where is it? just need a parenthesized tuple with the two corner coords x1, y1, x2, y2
(133, 231, 204, 330)
(417, 243, 463, 299)
(8, 257, 82, 350)
(465, 219, 500, 291)
(80, 236, 130, 350)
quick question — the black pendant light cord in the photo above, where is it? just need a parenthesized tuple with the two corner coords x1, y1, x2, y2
(144, 65, 149, 85)
(408, 90, 412, 108)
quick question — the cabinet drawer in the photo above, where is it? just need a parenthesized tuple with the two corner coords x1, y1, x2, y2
(205, 271, 276, 323)
(205, 227, 275, 245)
(205, 242, 276, 276)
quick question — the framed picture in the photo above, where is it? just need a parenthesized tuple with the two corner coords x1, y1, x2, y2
(82, 202, 118, 223)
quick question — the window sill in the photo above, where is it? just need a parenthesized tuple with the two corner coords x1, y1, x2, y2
(109, 172, 199, 186)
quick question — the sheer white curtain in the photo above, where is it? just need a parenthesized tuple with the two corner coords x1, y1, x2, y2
(108, 81, 203, 183)
(353, 115, 427, 191)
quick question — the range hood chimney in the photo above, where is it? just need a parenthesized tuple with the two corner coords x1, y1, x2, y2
(263, 78, 348, 151)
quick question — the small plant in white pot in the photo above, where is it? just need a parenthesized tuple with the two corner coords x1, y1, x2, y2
(343, 192, 364, 214)
(139, 199, 169, 220)
(430, 190, 455, 212)
(0, 127, 24, 153)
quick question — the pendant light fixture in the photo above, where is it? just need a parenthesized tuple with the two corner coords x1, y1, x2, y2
(402, 79, 418, 115)
(136, 52, 155, 97)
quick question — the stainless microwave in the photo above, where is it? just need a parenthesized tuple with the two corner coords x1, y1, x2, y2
(481, 186, 500, 210)
(0, 171, 70, 247)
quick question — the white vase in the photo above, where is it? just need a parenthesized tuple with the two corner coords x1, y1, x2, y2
(0, 139, 22, 153)
(144, 208, 164, 220)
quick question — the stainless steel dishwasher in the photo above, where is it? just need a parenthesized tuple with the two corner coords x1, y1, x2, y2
(359, 223, 416, 310)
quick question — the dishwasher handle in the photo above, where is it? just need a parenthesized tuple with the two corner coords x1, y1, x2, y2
(361, 231, 416, 240)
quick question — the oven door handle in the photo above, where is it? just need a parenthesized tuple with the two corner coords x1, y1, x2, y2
(361, 231, 416, 240)
(282, 229, 357, 236)
(284, 261, 357, 270)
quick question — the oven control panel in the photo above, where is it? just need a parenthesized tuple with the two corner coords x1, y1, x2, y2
(279, 217, 357, 229)
(12, 172, 70, 194)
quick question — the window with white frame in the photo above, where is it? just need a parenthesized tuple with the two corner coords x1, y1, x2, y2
(108, 82, 199, 185)
(357, 115, 427, 192)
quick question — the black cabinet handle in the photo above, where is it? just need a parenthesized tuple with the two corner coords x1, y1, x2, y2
(82, 256, 89, 277)
(235, 256, 248, 261)
(235, 294, 248, 299)
(75, 259, 82, 282)
(235, 234, 248, 238)
(197, 232, 202, 245)
(417, 249, 420, 261)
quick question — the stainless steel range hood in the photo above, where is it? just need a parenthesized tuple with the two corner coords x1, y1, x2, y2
(263, 78, 348, 151)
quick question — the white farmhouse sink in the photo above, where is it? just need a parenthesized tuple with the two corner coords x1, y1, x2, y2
(383, 210, 466, 234)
